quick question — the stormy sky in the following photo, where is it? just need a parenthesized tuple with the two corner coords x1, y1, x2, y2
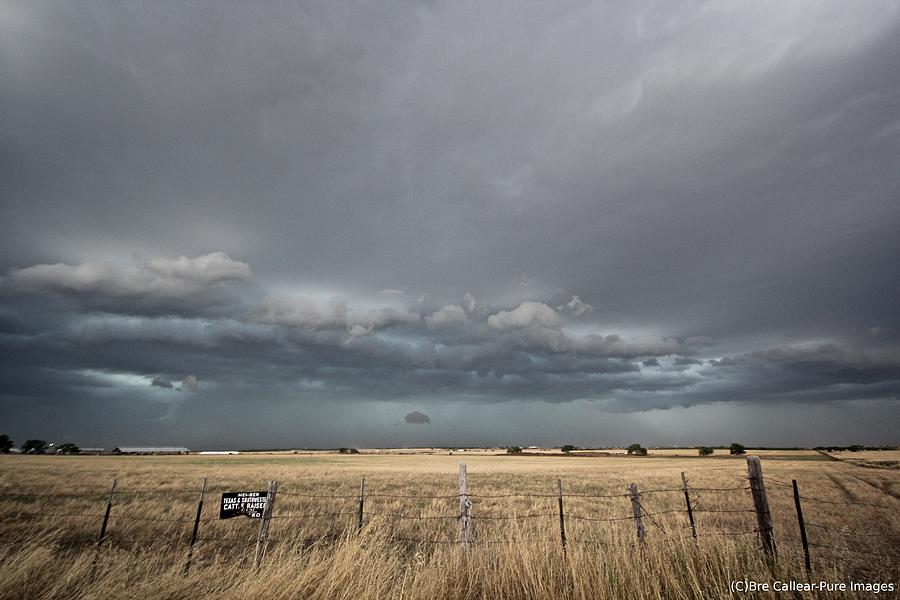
(2, 1, 899, 449)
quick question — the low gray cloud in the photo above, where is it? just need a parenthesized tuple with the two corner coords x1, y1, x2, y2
(673, 357, 704, 366)
(404, 411, 431, 425)
(250, 295, 420, 338)
(150, 376, 174, 389)
(181, 375, 200, 392)
(1, 253, 250, 317)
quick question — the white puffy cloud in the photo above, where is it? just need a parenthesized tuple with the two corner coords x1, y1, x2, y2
(484, 301, 683, 357)
(487, 301, 560, 331)
(556, 295, 594, 316)
(425, 304, 468, 329)
(1, 252, 251, 314)
(144, 252, 251, 283)
(250, 295, 419, 337)
(486, 302, 568, 351)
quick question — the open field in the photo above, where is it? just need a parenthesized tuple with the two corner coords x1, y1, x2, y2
(269, 447, 846, 459)
(0, 453, 898, 599)
(825, 450, 900, 470)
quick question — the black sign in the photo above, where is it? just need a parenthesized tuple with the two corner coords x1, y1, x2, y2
(219, 491, 268, 519)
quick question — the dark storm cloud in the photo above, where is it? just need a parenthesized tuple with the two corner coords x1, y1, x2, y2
(1, 1, 899, 446)
(150, 377, 173, 389)
(404, 411, 431, 425)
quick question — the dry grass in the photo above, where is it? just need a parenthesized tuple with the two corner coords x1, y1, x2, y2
(0, 453, 897, 599)
(826, 450, 900, 470)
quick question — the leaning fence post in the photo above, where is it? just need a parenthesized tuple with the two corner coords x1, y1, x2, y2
(629, 483, 645, 545)
(557, 479, 567, 554)
(357, 477, 365, 534)
(458, 462, 472, 547)
(90, 477, 117, 581)
(792, 479, 811, 575)
(254, 480, 278, 570)
(182, 477, 207, 575)
(681, 472, 697, 541)
(746, 456, 776, 556)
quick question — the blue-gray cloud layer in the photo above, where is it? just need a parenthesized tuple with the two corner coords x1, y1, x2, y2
(1, 1, 899, 447)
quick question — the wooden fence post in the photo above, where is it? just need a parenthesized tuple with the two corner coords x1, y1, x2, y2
(254, 480, 278, 569)
(629, 483, 645, 545)
(681, 472, 697, 541)
(746, 456, 776, 556)
(792, 479, 811, 575)
(557, 479, 567, 554)
(458, 462, 472, 547)
(182, 477, 207, 575)
(90, 477, 117, 581)
(357, 477, 365, 534)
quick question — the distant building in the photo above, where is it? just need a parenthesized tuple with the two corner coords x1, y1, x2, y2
(113, 447, 189, 455)
(78, 448, 106, 455)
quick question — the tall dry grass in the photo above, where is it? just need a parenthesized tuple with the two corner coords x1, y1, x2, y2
(0, 454, 897, 599)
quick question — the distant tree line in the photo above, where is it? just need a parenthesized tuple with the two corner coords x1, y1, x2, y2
(627, 444, 647, 456)
(0, 435, 80, 455)
(815, 445, 895, 452)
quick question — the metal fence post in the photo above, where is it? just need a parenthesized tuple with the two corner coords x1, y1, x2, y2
(183, 477, 207, 575)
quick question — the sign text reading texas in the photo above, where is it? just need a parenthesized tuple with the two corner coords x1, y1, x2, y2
(219, 491, 267, 519)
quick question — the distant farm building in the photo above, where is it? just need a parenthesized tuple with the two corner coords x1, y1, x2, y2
(77, 448, 106, 455)
(113, 447, 189, 455)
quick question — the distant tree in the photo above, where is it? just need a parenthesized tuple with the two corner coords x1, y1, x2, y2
(338, 447, 349, 454)
(626, 443, 647, 456)
(729, 443, 746, 455)
(848, 444, 865, 452)
(506, 446, 522, 454)
(0, 435, 12, 454)
(57, 443, 80, 454)
(21, 439, 48, 455)
(561, 445, 577, 453)
(698, 447, 714, 456)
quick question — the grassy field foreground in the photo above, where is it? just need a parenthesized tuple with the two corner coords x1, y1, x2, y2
(0, 453, 897, 599)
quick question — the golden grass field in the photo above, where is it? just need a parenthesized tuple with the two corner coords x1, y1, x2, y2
(0, 451, 897, 599)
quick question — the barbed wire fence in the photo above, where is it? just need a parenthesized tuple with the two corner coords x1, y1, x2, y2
(0, 456, 898, 576)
